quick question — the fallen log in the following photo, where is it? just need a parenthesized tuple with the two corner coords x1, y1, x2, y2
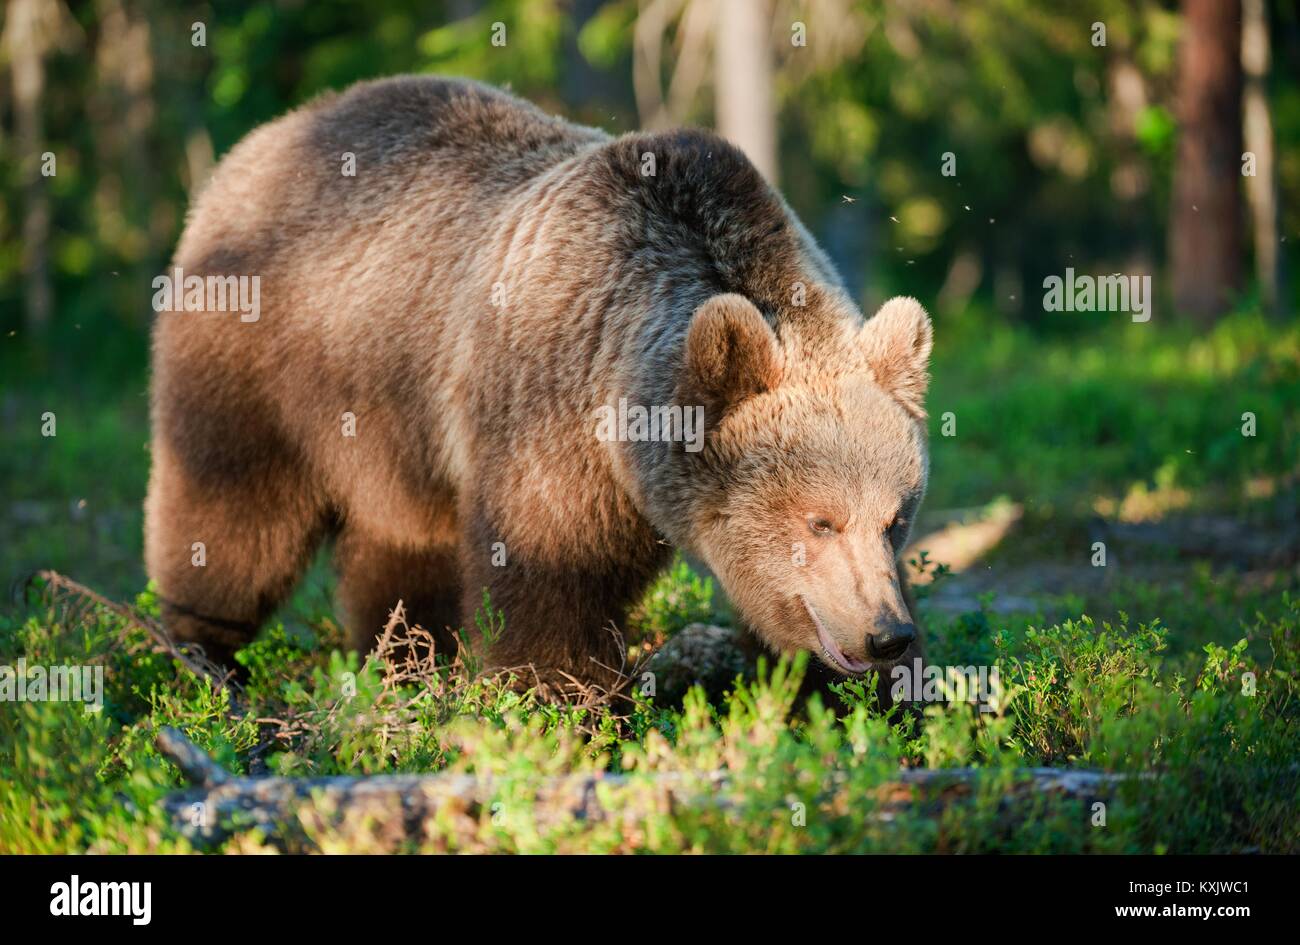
(156, 726, 714, 848)
(156, 727, 1138, 850)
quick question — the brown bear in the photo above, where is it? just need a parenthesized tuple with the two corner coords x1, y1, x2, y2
(145, 75, 932, 693)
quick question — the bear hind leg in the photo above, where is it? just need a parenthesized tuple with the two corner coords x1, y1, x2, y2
(144, 444, 327, 671)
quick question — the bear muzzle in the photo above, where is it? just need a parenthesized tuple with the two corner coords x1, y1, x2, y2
(866, 620, 917, 662)
(800, 595, 871, 674)
(800, 595, 917, 674)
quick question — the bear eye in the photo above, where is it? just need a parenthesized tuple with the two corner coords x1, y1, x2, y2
(807, 516, 837, 537)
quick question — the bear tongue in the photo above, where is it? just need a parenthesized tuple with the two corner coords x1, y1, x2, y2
(800, 596, 873, 675)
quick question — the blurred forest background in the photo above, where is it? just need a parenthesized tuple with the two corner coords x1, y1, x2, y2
(2, 0, 1298, 347)
(0, 0, 1297, 624)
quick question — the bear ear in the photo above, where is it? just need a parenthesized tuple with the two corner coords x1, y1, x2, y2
(680, 294, 783, 420)
(858, 296, 933, 419)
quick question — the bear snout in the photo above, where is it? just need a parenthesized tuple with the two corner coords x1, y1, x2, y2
(866, 620, 917, 662)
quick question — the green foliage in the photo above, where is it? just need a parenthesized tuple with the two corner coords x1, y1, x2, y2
(927, 311, 1300, 515)
(993, 613, 1167, 764)
(626, 554, 716, 646)
(1, 575, 1296, 853)
(236, 623, 319, 700)
(905, 549, 952, 603)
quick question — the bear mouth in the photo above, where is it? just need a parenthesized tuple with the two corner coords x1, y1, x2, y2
(799, 595, 874, 675)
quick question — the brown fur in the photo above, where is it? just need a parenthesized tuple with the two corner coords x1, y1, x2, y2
(145, 75, 932, 689)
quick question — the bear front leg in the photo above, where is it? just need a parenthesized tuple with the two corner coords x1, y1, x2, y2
(456, 499, 666, 697)
(333, 526, 462, 660)
(457, 558, 636, 695)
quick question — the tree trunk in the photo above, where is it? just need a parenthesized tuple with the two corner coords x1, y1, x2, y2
(714, 0, 777, 183)
(1241, 0, 1282, 314)
(8, 0, 54, 334)
(1169, 0, 1243, 323)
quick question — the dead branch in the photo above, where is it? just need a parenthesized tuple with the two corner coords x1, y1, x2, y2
(25, 569, 236, 691)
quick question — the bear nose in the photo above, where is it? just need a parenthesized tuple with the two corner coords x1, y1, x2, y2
(867, 622, 916, 661)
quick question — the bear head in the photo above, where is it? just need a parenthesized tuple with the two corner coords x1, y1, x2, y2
(671, 293, 932, 675)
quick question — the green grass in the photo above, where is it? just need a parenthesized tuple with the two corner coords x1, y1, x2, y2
(1, 308, 1298, 852)
(927, 310, 1300, 514)
(2, 586, 1296, 852)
